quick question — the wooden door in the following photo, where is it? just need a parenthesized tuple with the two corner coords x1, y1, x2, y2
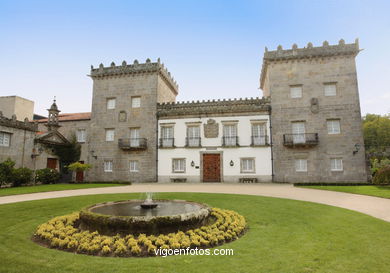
(46, 158, 57, 169)
(203, 154, 221, 182)
(76, 161, 84, 182)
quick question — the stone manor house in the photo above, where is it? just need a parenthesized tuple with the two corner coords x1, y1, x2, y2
(0, 39, 368, 183)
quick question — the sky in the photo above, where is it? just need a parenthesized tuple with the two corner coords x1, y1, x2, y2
(0, 0, 389, 116)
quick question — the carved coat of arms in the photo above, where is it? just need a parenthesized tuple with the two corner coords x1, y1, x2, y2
(204, 119, 219, 138)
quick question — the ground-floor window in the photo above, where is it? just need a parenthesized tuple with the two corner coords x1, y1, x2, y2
(241, 158, 255, 173)
(295, 159, 307, 172)
(172, 158, 186, 173)
(129, 160, 139, 172)
(0, 132, 11, 147)
(104, 160, 113, 172)
(330, 158, 343, 171)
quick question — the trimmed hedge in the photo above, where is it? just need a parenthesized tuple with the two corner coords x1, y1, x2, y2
(34, 208, 246, 257)
(35, 168, 60, 184)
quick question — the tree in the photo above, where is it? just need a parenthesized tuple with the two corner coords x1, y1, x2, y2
(363, 114, 390, 153)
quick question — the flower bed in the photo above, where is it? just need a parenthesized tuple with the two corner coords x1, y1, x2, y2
(33, 208, 246, 257)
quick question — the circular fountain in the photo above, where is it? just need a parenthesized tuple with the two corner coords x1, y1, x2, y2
(79, 194, 211, 235)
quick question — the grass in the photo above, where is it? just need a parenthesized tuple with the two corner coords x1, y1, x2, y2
(0, 183, 125, 197)
(298, 185, 390, 199)
(0, 193, 390, 273)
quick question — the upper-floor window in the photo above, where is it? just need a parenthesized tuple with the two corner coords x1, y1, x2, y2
(290, 85, 302, 98)
(160, 126, 174, 147)
(105, 129, 115, 142)
(223, 124, 238, 146)
(187, 126, 201, 147)
(129, 160, 139, 172)
(76, 129, 86, 143)
(324, 83, 337, 96)
(172, 158, 185, 173)
(0, 132, 11, 147)
(107, 98, 116, 109)
(129, 128, 140, 146)
(251, 123, 267, 145)
(331, 158, 343, 171)
(104, 160, 113, 172)
(295, 159, 307, 172)
(327, 119, 341, 134)
(131, 97, 141, 108)
(292, 122, 306, 144)
(241, 158, 255, 173)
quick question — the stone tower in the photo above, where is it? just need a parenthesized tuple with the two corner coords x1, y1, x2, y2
(45, 99, 61, 131)
(88, 59, 178, 182)
(260, 39, 368, 183)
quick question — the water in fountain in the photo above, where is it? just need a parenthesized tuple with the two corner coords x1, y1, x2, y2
(141, 192, 158, 209)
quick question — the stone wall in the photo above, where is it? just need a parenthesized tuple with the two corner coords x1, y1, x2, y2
(0, 96, 34, 121)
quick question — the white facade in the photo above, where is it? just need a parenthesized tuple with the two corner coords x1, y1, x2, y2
(158, 114, 272, 183)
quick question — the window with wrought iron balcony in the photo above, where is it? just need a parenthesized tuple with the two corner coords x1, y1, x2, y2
(118, 138, 147, 150)
(186, 137, 201, 147)
(159, 138, 175, 148)
(283, 133, 319, 147)
(251, 135, 268, 146)
(222, 136, 239, 147)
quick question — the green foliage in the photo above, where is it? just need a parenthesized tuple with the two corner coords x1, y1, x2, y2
(373, 166, 390, 185)
(35, 168, 60, 184)
(370, 158, 390, 176)
(12, 167, 33, 187)
(0, 158, 16, 185)
(67, 162, 92, 172)
(51, 134, 81, 167)
(363, 114, 390, 152)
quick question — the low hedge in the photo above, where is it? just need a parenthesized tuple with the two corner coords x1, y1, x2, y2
(33, 208, 246, 257)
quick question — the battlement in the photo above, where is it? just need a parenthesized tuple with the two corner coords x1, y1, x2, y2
(157, 97, 270, 117)
(0, 111, 38, 132)
(90, 58, 179, 94)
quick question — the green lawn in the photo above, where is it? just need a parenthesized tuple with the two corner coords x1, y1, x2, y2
(0, 183, 125, 197)
(299, 185, 390, 199)
(1, 193, 390, 273)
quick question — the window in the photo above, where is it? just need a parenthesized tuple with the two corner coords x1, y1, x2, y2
(130, 128, 140, 146)
(290, 85, 302, 98)
(107, 98, 116, 109)
(76, 129, 86, 143)
(241, 158, 255, 173)
(0, 132, 11, 147)
(172, 158, 185, 173)
(331, 158, 343, 171)
(223, 124, 238, 146)
(292, 122, 306, 144)
(295, 159, 307, 172)
(131, 97, 141, 108)
(129, 160, 139, 172)
(324, 83, 337, 96)
(251, 123, 266, 145)
(105, 129, 115, 142)
(161, 126, 174, 147)
(327, 120, 341, 134)
(104, 160, 113, 172)
(187, 126, 200, 147)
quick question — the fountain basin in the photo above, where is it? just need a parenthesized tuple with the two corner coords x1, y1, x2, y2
(79, 199, 212, 235)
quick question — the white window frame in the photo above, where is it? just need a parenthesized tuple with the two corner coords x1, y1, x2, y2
(131, 96, 141, 108)
(324, 83, 337, 96)
(187, 126, 200, 147)
(161, 126, 174, 147)
(172, 158, 186, 173)
(292, 122, 306, 144)
(290, 85, 302, 98)
(106, 98, 116, 110)
(0, 132, 11, 147)
(129, 160, 139, 172)
(104, 160, 113, 172)
(105, 129, 115, 142)
(129, 128, 140, 147)
(251, 123, 267, 145)
(76, 129, 86, 143)
(240, 158, 255, 173)
(295, 159, 308, 172)
(331, 158, 343, 171)
(223, 124, 238, 146)
(327, 119, 341, 134)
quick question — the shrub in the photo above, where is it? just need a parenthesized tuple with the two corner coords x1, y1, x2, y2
(35, 168, 60, 184)
(67, 162, 92, 172)
(373, 166, 390, 184)
(0, 158, 15, 185)
(371, 158, 390, 176)
(12, 167, 33, 186)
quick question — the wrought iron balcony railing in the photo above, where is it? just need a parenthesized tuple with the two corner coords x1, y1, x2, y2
(283, 133, 319, 147)
(186, 137, 201, 147)
(159, 138, 175, 148)
(251, 135, 269, 146)
(222, 136, 239, 147)
(118, 138, 147, 150)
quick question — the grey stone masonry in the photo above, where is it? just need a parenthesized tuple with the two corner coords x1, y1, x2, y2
(261, 39, 368, 183)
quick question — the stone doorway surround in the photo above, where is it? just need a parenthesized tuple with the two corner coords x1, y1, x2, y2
(200, 151, 223, 183)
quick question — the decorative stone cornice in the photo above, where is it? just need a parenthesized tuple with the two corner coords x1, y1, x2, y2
(157, 97, 270, 118)
(0, 112, 38, 132)
(260, 39, 360, 89)
(89, 58, 179, 94)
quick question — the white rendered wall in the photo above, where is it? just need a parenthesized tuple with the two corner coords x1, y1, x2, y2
(158, 115, 272, 183)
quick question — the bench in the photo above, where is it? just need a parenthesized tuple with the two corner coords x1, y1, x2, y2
(170, 178, 187, 183)
(239, 178, 258, 183)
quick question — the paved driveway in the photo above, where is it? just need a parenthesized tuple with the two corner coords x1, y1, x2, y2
(1, 183, 390, 222)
